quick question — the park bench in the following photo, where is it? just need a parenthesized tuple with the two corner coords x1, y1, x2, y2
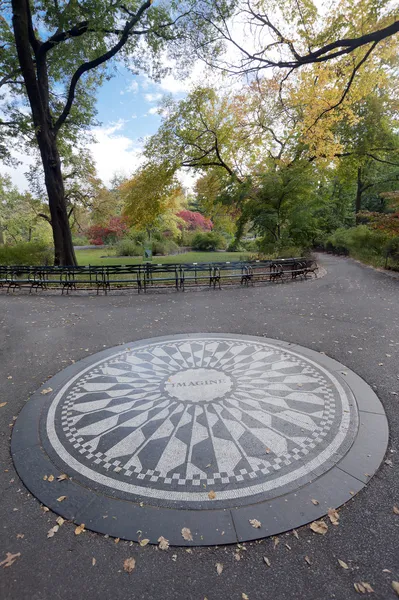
(179, 263, 217, 290)
(0, 256, 318, 294)
(212, 262, 250, 288)
(59, 266, 107, 294)
(103, 265, 142, 293)
(0, 265, 43, 293)
(246, 260, 283, 284)
(143, 263, 179, 292)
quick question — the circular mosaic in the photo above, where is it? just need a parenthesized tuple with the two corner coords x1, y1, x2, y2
(43, 335, 358, 507)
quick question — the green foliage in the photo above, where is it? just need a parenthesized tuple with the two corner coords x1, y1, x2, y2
(152, 239, 179, 256)
(326, 225, 392, 266)
(192, 232, 227, 251)
(114, 239, 142, 257)
(72, 236, 90, 246)
(0, 242, 53, 265)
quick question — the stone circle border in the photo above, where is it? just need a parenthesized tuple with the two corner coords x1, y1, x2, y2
(11, 334, 389, 546)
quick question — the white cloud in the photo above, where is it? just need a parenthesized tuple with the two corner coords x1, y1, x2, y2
(88, 123, 144, 185)
(148, 106, 159, 115)
(144, 92, 163, 102)
(0, 153, 35, 191)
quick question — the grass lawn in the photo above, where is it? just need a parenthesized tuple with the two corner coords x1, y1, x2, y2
(75, 248, 252, 266)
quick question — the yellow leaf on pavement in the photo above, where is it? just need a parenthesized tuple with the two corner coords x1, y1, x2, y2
(0, 552, 21, 568)
(123, 557, 136, 573)
(310, 520, 328, 535)
(158, 536, 169, 550)
(139, 538, 150, 547)
(182, 527, 193, 541)
(249, 519, 261, 529)
(74, 523, 85, 536)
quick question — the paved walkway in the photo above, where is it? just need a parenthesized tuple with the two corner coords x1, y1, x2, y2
(0, 254, 398, 600)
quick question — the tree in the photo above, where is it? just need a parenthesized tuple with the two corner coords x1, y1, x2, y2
(0, 174, 51, 244)
(145, 88, 249, 181)
(209, 0, 398, 73)
(121, 163, 182, 234)
(1, 0, 235, 264)
(177, 209, 212, 231)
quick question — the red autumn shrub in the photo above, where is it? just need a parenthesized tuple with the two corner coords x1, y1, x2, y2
(86, 216, 129, 244)
(177, 210, 212, 231)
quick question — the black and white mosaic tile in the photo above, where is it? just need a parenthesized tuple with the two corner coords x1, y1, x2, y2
(44, 336, 357, 507)
(12, 334, 388, 544)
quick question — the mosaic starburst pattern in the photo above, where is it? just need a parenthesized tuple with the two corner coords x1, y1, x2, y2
(46, 336, 356, 503)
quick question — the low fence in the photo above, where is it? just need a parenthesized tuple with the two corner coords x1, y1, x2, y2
(0, 258, 318, 294)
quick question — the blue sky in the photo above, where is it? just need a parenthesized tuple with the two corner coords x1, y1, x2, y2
(1, 62, 194, 191)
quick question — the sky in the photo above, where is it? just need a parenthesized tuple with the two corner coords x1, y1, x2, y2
(0, 62, 199, 191)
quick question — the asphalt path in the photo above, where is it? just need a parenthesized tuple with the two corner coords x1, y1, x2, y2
(0, 254, 398, 600)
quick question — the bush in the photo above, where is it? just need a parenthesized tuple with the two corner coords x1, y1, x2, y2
(152, 239, 179, 256)
(114, 239, 142, 257)
(191, 232, 227, 251)
(327, 226, 390, 257)
(177, 210, 212, 231)
(72, 235, 89, 246)
(386, 236, 399, 262)
(0, 242, 53, 265)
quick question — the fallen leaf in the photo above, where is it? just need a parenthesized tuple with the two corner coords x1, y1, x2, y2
(285, 544, 291, 550)
(393, 506, 399, 515)
(328, 508, 340, 526)
(43, 475, 48, 481)
(310, 520, 328, 535)
(74, 523, 85, 536)
(354, 582, 374, 594)
(265, 447, 271, 453)
(182, 527, 193, 541)
(383, 569, 392, 573)
(16, 534, 24, 539)
(338, 559, 349, 569)
(242, 594, 249, 599)
(263, 557, 271, 567)
(158, 536, 169, 551)
(41, 388, 53, 395)
(311, 498, 319, 505)
(123, 557, 136, 573)
(0, 552, 21, 568)
(208, 490, 216, 500)
(273, 537, 279, 548)
(139, 539, 150, 547)
(0, 402, 7, 408)
(92, 558, 96, 566)
(305, 556, 312, 566)
(47, 475, 54, 482)
(249, 519, 261, 529)
(392, 581, 399, 596)
(56, 517, 64, 526)
(234, 553, 241, 561)
(216, 562, 223, 575)
(172, 554, 177, 562)
(41, 506, 49, 512)
(57, 496, 67, 502)
(47, 525, 59, 538)
(292, 530, 299, 539)
(114, 538, 120, 544)
(57, 474, 68, 482)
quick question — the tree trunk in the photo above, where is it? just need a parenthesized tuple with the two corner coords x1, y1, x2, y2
(355, 167, 363, 223)
(37, 130, 77, 265)
(12, 0, 77, 266)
